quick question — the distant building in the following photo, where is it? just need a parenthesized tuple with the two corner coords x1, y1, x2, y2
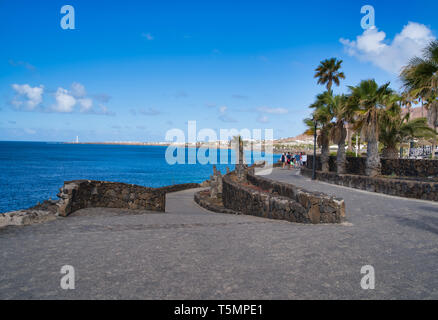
(402, 106, 427, 120)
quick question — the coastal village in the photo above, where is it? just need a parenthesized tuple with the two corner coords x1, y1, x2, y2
(68, 102, 435, 159)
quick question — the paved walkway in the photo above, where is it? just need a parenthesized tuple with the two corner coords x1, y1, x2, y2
(0, 169, 437, 299)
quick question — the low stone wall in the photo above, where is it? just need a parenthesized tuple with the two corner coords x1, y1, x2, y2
(301, 167, 438, 201)
(306, 155, 365, 175)
(222, 172, 345, 224)
(158, 183, 201, 193)
(1, 181, 201, 227)
(57, 180, 201, 217)
(0, 209, 57, 228)
(194, 191, 239, 215)
(381, 159, 438, 177)
(306, 155, 438, 177)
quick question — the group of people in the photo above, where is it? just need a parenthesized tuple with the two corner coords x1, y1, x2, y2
(280, 152, 307, 169)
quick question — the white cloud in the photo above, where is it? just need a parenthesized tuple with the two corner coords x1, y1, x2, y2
(53, 88, 76, 113)
(256, 107, 288, 114)
(93, 93, 111, 103)
(78, 98, 93, 112)
(47, 83, 112, 115)
(11, 84, 44, 110)
(217, 105, 237, 122)
(340, 22, 436, 74)
(71, 82, 86, 98)
(24, 128, 36, 135)
(9, 60, 36, 71)
(94, 104, 115, 116)
(218, 114, 237, 123)
(256, 115, 269, 123)
(141, 33, 154, 40)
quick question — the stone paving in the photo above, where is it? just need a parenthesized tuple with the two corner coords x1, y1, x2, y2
(0, 168, 437, 299)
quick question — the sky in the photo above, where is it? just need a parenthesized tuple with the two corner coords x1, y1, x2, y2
(0, 0, 437, 142)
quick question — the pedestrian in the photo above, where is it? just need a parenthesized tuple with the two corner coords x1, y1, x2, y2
(302, 153, 307, 167)
(295, 153, 301, 167)
(286, 152, 292, 169)
(281, 152, 286, 168)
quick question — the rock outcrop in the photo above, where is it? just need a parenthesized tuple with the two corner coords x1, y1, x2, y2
(0, 209, 57, 228)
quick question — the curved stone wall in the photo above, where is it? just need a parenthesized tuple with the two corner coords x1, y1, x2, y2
(194, 190, 239, 215)
(57, 180, 200, 216)
(222, 173, 345, 224)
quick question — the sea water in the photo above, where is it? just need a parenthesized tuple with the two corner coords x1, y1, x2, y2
(0, 141, 279, 212)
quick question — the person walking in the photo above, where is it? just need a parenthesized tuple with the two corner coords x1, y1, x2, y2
(295, 153, 301, 167)
(302, 153, 307, 167)
(281, 152, 286, 168)
(286, 152, 292, 169)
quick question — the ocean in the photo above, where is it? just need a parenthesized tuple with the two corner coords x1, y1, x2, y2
(0, 141, 279, 213)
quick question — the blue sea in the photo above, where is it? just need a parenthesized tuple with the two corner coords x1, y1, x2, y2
(0, 141, 279, 213)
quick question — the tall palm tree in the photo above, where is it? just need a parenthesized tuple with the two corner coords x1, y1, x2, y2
(346, 123, 355, 152)
(401, 41, 438, 100)
(379, 103, 436, 158)
(401, 40, 438, 157)
(329, 94, 356, 174)
(314, 58, 346, 91)
(349, 80, 393, 176)
(308, 91, 334, 172)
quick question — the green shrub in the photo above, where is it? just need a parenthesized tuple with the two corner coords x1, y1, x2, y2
(346, 151, 358, 157)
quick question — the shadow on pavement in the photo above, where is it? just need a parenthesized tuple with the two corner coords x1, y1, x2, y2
(388, 214, 438, 236)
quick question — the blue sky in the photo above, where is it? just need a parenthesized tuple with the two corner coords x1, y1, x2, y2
(0, 0, 437, 142)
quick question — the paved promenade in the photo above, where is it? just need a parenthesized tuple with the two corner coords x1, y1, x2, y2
(0, 168, 437, 299)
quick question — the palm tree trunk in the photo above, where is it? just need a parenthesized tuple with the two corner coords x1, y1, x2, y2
(327, 81, 332, 92)
(356, 134, 360, 157)
(320, 129, 330, 172)
(337, 127, 347, 174)
(433, 125, 437, 159)
(347, 124, 353, 152)
(365, 122, 381, 176)
(382, 146, 399, 159)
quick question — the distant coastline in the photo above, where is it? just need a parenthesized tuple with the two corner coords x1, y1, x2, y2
(62, 136, 314, 154)
(62, 142, 292, 154)
(63, 141, 171, 146)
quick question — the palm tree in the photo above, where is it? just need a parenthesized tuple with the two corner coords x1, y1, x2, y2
(401, 40, 438, 157)
(349, 80, 393, 176)
(231, 135, 244, 160)
(314, 58, 346, 91)
(329, 94, 356, 174)
(308, 91, 334, 172)
(379, 104, 436, 158)
(346, 123, 355, 152)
